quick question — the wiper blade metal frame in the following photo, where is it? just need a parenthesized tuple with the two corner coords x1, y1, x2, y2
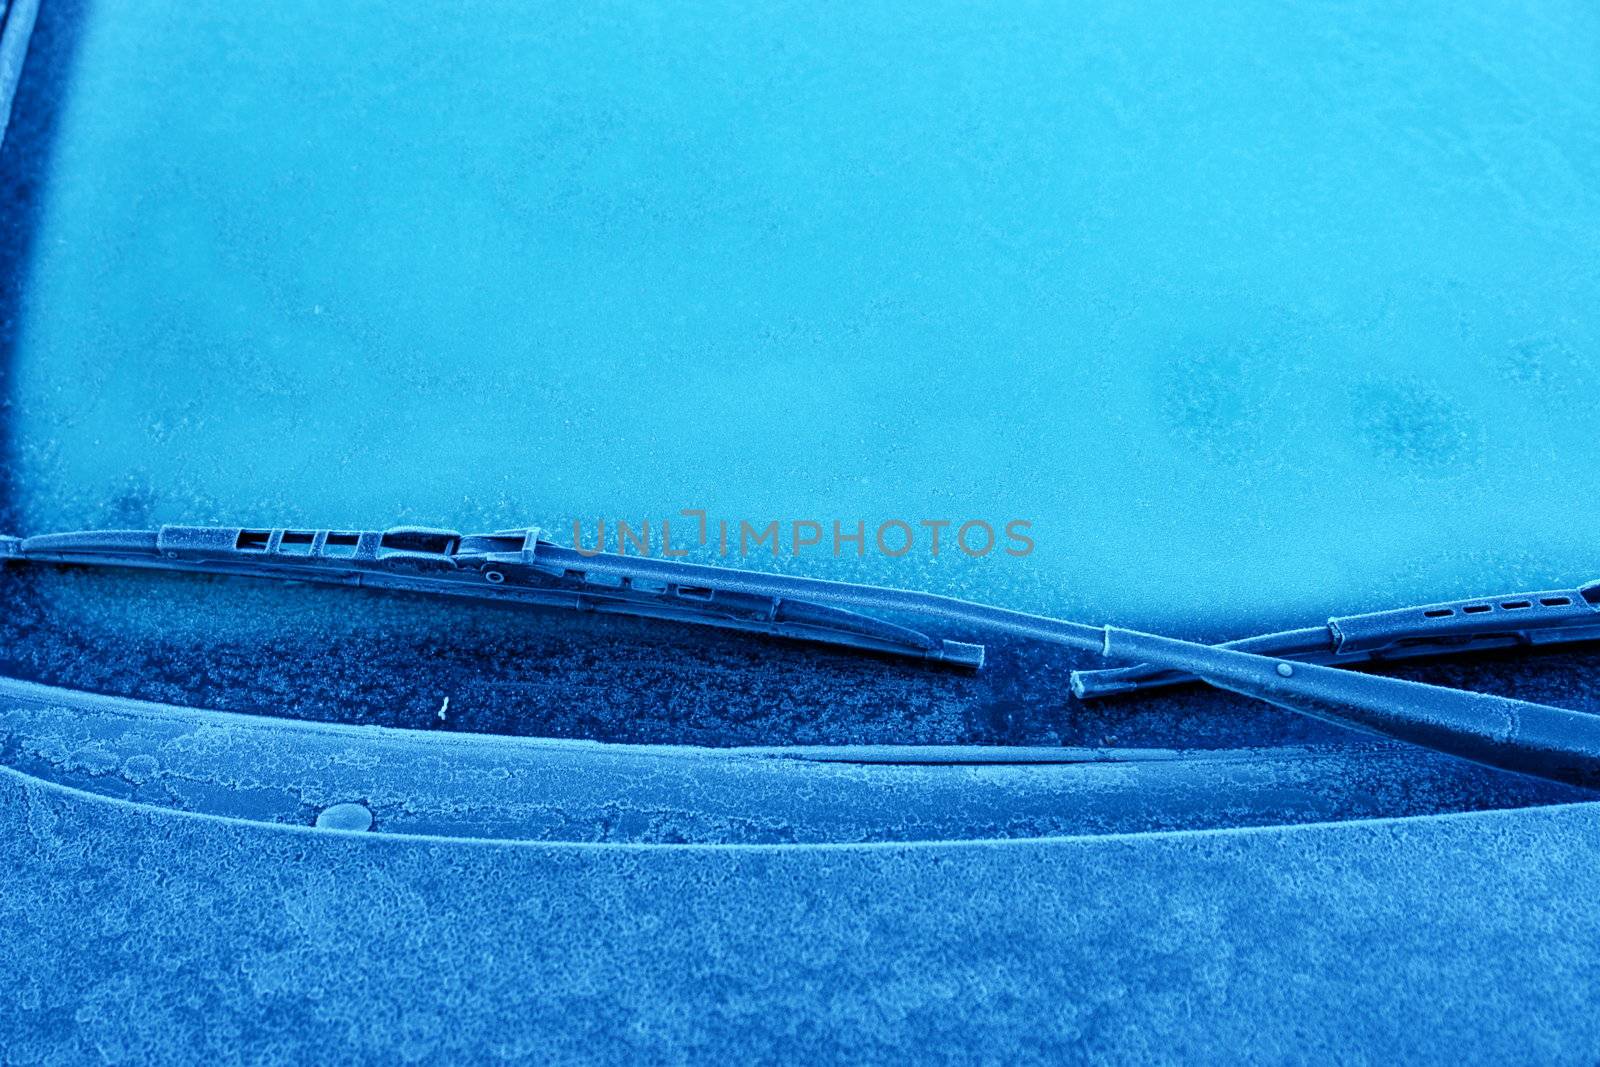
(1072, 580, 1600, 699)
(1, 525, 986, 669)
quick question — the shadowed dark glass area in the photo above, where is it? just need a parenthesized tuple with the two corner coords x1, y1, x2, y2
(4, 561, 1600, 754)
(0, 562, 1321, 746)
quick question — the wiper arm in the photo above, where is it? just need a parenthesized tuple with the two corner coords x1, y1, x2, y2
(0, 525, 986, 669)
(1089, 626, 1600, 790)
(1072, 581, 1600, 699)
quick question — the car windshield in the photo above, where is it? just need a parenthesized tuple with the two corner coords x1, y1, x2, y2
(9, 2, 1599, 623)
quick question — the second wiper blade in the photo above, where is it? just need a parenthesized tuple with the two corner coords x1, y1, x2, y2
(2, 525, 986, 669)
(1072, 580, 1600, 699)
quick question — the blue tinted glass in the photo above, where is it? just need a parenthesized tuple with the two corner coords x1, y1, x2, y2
(8, 3, 1600, 630)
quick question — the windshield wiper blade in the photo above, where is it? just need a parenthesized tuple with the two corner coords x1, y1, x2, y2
(0, 525, 986, 669)
(8, 525, 1600, 787)
(1071, 580, 1600, 699)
